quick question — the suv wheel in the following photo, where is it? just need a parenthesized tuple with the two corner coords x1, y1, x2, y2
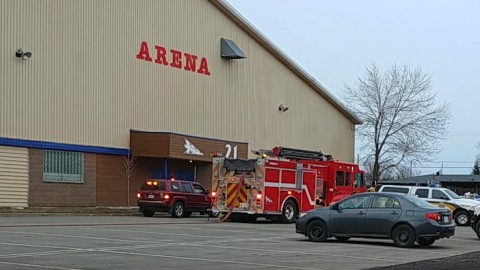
(171, 202, 185, 218)
(142, 209, 155, 217)
(454, 210, 470, 226)
(475, 221, 480, 240)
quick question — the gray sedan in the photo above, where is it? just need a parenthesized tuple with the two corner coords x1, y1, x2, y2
(295, 193, 455, 248)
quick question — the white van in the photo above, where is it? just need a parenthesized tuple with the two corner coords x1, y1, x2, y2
(378, 185, 480, 226)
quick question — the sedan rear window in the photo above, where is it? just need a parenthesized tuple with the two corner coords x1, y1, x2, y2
(381, 187, 409, 194)
(404, 196, 434, 207)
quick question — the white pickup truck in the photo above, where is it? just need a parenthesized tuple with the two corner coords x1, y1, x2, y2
(378, 185, 480, 226)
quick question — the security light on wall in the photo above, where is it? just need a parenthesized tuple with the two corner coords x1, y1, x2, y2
(220, 38, 246, 59)
(15, 49, 32, 60)
(279, 104, 289, 112)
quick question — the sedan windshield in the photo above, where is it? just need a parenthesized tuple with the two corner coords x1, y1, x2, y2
(443, 189, 461, 199)
(404, 196, 435, 207)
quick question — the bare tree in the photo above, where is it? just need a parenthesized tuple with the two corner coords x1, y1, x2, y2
(344, 63, 450, 183)
(120, 153, 137, 208)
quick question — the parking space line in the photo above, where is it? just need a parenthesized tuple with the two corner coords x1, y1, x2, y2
(0, 230, 181, 243)
(82, 227, 233, 239)
(0, 261, 83, 270)
(98, 249, 319, 270)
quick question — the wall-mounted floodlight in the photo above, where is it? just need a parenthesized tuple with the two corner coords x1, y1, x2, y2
(221, 38, 246, 59)
(15, 49, 32, 60)
(279, 104, 289, 112)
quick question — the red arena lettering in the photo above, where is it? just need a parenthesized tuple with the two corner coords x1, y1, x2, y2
(197, 57, 211, 75)
(154, 46, 168, 65)
(136, 41, 153, 62)
(136, 41, 211, 76)
(170, 49, 182, 69)
(184, 53, 198, 72)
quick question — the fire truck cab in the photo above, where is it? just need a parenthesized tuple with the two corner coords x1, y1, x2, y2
(211, 146, 366, 223)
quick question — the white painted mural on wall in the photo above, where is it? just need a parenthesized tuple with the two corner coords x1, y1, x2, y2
(184, 138, 204, 155)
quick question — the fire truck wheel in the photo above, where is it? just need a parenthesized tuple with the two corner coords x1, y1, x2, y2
(208, 211, 220, 218)
(281, 200, 298, 223)
(307, 220, 328, 242)
(171, 202, 185, 218)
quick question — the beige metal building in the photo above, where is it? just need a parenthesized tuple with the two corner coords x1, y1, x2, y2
(0, 0, 361, 207)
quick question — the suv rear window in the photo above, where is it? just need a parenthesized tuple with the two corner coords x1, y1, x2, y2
(381, 187, 409, 194)
(141, 181, 166, 191)
(415, 189, 429, 198)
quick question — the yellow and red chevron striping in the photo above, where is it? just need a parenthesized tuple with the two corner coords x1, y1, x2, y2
(226, 183, 248, 208)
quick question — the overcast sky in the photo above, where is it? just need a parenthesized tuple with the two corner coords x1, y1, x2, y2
(226, 0, 480, 175)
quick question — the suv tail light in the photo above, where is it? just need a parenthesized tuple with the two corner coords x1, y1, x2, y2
(425, 212, 441, 222)
(164, 194, 170, 200)
(136, 192, 142, 199)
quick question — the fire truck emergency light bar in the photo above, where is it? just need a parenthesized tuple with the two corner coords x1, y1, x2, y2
(273, 146, 333, 161)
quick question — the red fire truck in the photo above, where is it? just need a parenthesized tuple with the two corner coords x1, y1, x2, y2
(211, 146, 366, 223)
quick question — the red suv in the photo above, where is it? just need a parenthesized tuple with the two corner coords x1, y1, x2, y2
(136, 179, 218, 218)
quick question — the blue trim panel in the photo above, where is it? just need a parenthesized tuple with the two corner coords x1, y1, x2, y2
(0, 137, 129, 156)
(130, 129, 248, 144)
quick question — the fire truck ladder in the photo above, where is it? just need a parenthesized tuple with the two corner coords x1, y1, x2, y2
(274, 146, 333, 161)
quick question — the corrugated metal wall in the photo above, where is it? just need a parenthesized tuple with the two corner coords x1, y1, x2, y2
(0, 0, 355, 162)
(0, 146, 29, 207)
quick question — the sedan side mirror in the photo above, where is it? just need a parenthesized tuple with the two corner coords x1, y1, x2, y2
(330, 203, 338, 211)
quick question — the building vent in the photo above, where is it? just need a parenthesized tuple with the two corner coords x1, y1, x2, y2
(220, 38, 246, 59)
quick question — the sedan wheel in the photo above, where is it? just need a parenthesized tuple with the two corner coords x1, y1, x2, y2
(417, 237, 436, 246)
(454, 211, 470, 226)
(171, 202, 184, 218)
(392, 224, 416, 248)
(306, 220, 328, 242)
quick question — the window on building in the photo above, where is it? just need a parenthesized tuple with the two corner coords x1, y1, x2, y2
(335, 171, 344, 186)
(43, 150, 84, 183)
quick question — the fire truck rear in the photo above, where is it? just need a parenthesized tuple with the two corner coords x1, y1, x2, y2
(211, 146, 366, 223)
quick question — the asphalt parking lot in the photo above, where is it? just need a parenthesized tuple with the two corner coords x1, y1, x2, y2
(0, 215, 479, 270)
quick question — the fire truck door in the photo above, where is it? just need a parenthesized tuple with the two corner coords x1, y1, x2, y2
(264, 168, 280, 211)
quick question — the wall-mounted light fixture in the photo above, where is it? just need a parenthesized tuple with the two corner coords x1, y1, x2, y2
(15, 49, 32, 60)
(278, 104, 289, 112)
(220, 38, 246, 60)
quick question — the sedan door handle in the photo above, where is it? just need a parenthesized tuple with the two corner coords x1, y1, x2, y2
(391, 211, 399, 215)
(357, 211, 365, 215)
